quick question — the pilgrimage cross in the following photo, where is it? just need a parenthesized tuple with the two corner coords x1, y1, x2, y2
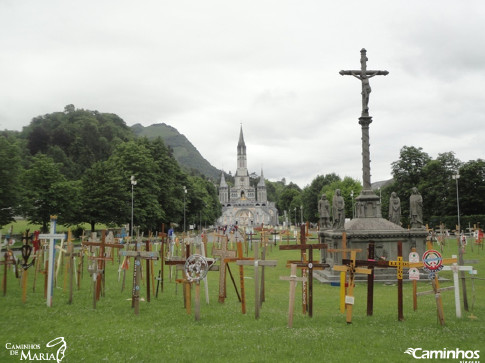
(38, 216, 66, 307)
(119, 247, 159, 315)
(340, 48, 388, 191)
(333, 250, 372, 324)
(279, 263, 307, 328)
(212, 237, 237, 303)
(20, 230, 36, 303)
(225, 241, 254, 314)
(280, 242, 328, 318)
(63, 230, 81, 304)
(342, 242, 422, 321)
(236, 239, 277, 320)
(82, 230, 124, 303)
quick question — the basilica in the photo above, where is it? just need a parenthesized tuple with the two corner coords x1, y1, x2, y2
(217, 127, 279, 227)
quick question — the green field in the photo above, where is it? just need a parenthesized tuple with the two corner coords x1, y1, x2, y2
(1, 238, 483, 363)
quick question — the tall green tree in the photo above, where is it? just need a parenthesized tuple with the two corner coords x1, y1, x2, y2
(457, 159, 485, 216)
(0, 136, 22, 227)
(81, 161, 129, 231)
(106, 141, 163, 233)
(390, 146, 432, 223)
(420, 152, 462, 222)
(20, 154, 78, 232)
(277, 183, 302, 224)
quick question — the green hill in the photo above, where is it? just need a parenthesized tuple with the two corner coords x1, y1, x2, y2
(131, 123, 221, 181)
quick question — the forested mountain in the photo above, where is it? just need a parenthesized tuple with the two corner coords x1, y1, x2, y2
(0, 105, 221, 232)
(131, 123, 221, 181)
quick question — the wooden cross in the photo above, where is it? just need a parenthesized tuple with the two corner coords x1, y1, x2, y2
(416, 275, 454, 326)
(342, 242, 422, 321)
(328, 247, 363, 314)
(20, 230, 36, 303)
(165, 243, 192, 311)
(225, 241, 254, 314)
(236, 247, 277, 319)
(63, 230, 81, 304)
(280, 242, 328, 317)
(38, 216, 66, 307)
(280, 263, 306, 328)
(119, 248, 159, 315)
(339, 48, 389, 117)
(333, 250, 372, 324)
(156, 224, 168, 296)
(82, 230, 124, 302)
(184, 254, 213, 321)
(0, 249, 16, 296)
(212, 237, 237, 303)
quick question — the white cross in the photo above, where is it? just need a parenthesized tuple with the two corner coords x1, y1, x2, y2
(39, 218, 65, 307)
(441, 255, 473, 318)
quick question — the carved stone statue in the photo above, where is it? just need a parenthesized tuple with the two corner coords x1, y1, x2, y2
(409, 187, 423, 228)
(388, 192, 401, 225)
(318, 194, 331, 229)
(332, 189, 345, 229)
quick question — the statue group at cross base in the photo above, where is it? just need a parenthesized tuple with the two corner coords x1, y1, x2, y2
(318, 187, 424, 229)
(318, 189, 345, 230)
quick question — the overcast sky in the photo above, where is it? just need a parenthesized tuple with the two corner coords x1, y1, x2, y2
(1, 0, 484, 188)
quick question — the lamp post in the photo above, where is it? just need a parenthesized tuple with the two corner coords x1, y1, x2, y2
(183, 186, 187, 234)
(300, 205, 303, 225)
(294, 207, 297, 227)
(452, 173, 461, 233)
(130, 175, 137, 241)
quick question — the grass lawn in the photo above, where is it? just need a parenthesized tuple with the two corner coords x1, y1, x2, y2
(0, 237, 483, 363)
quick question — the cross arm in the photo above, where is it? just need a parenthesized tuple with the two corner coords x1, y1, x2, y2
(119, 250, 159, 259)
(339, 70, 389, 76)
(342, 258, 391, 268)
(236, 260, 277, 267)
(279, 243, 327, 251)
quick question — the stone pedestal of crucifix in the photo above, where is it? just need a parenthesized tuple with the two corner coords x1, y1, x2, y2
(318, 49, 427, 282)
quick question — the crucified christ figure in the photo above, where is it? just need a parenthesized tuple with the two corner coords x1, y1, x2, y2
(340, 49, 388, 116)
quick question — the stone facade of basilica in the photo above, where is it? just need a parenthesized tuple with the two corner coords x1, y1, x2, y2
(217, 127, 279, 227)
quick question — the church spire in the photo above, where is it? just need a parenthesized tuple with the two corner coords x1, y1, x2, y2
(236, 125, 248, 177)
(257, 168, 266, 187)
(219, 171, 228, 187)
(237, 124, 246, 155)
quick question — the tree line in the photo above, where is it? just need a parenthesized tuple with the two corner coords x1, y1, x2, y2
(262, 146, 484, 230)
(1, 106, 483, 233)
(0, 105, 221, 233)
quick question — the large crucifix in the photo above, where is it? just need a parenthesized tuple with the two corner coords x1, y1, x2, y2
(340, 49, 388, 193)
(339, 48, 388, 118)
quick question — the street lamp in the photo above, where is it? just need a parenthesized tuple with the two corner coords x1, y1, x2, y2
(300, 205, 303, 225)
(183, 186, 187, 234)
(130, 175, 137, 241)
(452, 173, 461, 233)
(294, 207, 297, 227)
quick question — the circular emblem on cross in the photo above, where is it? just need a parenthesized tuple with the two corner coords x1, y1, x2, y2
(422, 250, 443, 277)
